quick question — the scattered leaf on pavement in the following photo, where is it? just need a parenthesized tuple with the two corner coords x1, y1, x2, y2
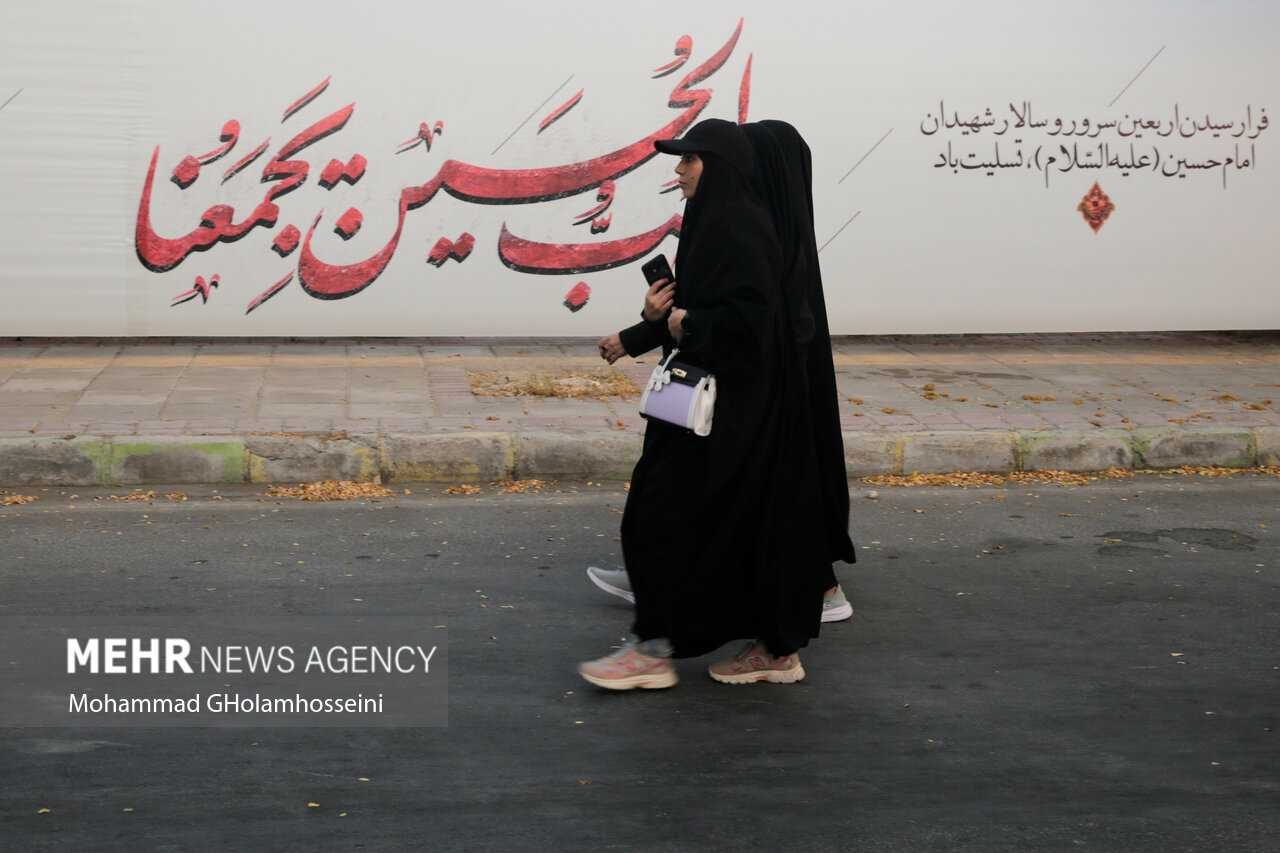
(266, 481, 393, 501)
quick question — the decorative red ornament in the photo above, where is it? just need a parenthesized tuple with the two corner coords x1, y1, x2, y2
(1077, 183, 1115, 233)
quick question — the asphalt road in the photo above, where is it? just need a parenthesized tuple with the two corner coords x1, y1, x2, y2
(1, 476, 1278, 852)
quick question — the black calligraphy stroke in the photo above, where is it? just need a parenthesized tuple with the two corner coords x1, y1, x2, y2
(491, 74, 575, 156)
(0, 88, 22, 114)
(818, 210, 861, 254)
(838, 128, 893, 184)
(1107, 45, 1166, 108)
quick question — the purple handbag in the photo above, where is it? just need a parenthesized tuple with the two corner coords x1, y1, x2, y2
(638, 348, 716, 436)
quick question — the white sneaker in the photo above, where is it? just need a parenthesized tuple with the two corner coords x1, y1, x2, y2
(822, 584, 853, 622)
(586, 566, 635, 603)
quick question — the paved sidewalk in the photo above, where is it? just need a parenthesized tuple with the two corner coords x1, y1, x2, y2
(0, 333, 1277, 485)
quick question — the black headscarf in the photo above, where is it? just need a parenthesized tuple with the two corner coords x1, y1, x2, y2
(742, 119, 857, 566)
(656, 118, 758, 302)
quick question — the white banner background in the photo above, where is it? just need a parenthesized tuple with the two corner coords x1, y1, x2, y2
(1, 0, 1275, 336)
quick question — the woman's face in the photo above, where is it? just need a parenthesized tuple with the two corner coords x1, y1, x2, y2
(675, 153, 703, 199)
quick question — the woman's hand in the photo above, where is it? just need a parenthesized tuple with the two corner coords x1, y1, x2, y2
(667, 308, 687, 343)
(642, 279, 676, 322)
(598, 333, 625, 364)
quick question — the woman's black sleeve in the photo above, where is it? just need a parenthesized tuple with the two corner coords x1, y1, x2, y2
(618, 316, 673, 357)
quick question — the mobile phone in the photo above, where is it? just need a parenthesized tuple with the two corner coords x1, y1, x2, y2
(641, 254, 674, 287)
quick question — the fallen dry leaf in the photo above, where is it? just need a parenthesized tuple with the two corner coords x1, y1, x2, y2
(499, 479, 545, 494)
(110, 490, 157, 502)
(1158, 465, 1272, 478)
(1008, 470, 1092, 486)
(880, 407, 897, 415)
(468, 368, 637, 400)
(1214, 393, 1240, 402)
(862, 472, 1007, 488)
(1, 493, 38, 506)
(1022, 394, 1056, 403)
(848, 397, 864, 405)
(862, 469, 1106, 489)
(165, 491, 188, 502)
(266, 481, 393, 501)
(445, 484, 482, 496)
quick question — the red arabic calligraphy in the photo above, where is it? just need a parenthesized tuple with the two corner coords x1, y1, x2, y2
(138, 18, 748, 310)
(319, 154, 367, 189)
(428, 233, 476, 266)
(738, 54, 753, 124)
(498, 214, 683, 275)
(245, 272, 294, 315)
(272, 225, 301, 257)
(171, 274, 219, 306)
(563, 281, 591, 312)
(172, 120, 240, 188)
(398, 121, 445, 154)
(539, 90, 584, 134)
(282, 76, 331, 123)
(653, 35, 692, 78)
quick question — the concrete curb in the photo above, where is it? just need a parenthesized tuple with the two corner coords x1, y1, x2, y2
(0, 427, 1277, 487)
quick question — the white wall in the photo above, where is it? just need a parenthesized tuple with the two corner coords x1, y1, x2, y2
(1, 0, 1276, 336)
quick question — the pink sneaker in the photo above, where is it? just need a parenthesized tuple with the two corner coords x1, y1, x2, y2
(579, 645, 678, 690)
(708, 643, 805, 685)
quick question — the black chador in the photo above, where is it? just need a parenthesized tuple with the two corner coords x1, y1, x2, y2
(618, 118, 835, 658)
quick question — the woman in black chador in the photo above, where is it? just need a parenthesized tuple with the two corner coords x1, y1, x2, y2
(592, 120, 858, 625)
(740, 119, 858, 600)
(579, 118, 835, 689)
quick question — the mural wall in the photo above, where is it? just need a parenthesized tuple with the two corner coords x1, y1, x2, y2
(0, 0, 1276, 336)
